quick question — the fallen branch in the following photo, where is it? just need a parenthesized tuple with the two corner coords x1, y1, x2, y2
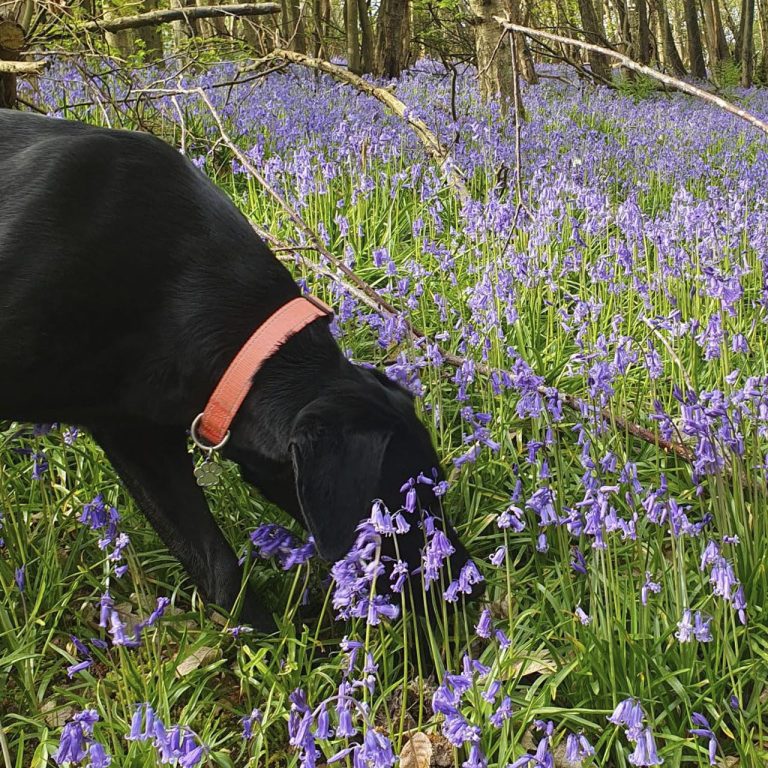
(242, 49, 473, 208)
(190, 84, 694, 464)
(80, 3, 280, 34)
(494, 17, 768, 138)
(0, 59, 44, 74)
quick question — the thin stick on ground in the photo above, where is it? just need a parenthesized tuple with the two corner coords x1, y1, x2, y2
(189, 85, 695, 464)
(493, 17, 768, 138)
(241, 49, 472, 208)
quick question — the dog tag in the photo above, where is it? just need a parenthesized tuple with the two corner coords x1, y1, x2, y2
(194, 459, 223, 487)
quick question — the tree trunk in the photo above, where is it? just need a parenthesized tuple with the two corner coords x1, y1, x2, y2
(288, 0, 306, 52)
(374, 0, 408, 77)
(701, 0, 729, 68)
(684, 0, 706, 76)
(345, 0, 361, 73)
(577, 0, 612, 81)
(0, 18, 24, 109)
(195, 0, 227, 38)
(758, 0, 768, 81)
(133, 0, 163, 58)
(739, 0, 755, 84)
(637, 0, 652, 62)
(311, 0, 329, 55)
(507, 0, 537, 82)
(170, 0, 200, 48)
(357, 0, 374, 71)
(468, 0, 515, 106)
(652, 0, 687, 74)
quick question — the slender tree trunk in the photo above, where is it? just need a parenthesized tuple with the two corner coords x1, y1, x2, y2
(357, 0, 374, 71)
(507, 0, 537, 82)
(684, 0, 706, 76)
(133, 0, 163, 58)
(701, 0, 729, 68)
(374, 0, 408, 77)
(170, 0, 200, 48)
(346, 0, 361, 73)
(637, 0, 652, 62)
(289, 0, 306, 52)
(577, 0, 612, 81)
(194, 0, 228, 38)
(739, 0, 755, 84)
(468, 0, 515, 108)
(0, 18, 24, 109)
(311, 0, 329, 55)
(758, 0, 768, 80)
(653, 0, 687, 73)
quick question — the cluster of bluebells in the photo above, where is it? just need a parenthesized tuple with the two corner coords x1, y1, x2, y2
(126, 704, 207, 767)
(700, 539, 747, 623)
(431, 642, 515, 765)
(98, 591, 170, 648)
(79, 495, 130, 579)
(247, 523, 316, 569)
(15, 57, 768, 768)
(285, 638, 396, 767)
(54, 710, 110, 768)
(607, 698, 663, 766)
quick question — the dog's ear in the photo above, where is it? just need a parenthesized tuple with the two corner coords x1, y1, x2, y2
(290, 410, 392, 561)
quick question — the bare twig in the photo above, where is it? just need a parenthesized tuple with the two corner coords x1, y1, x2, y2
(494, 17, 768, 138)
(241, 48, 472, 207)
(189, 84, 695, 463)
(79, 3, 280, 34)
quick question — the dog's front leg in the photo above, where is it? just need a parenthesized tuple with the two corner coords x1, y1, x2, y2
(90, 421, 276, 633)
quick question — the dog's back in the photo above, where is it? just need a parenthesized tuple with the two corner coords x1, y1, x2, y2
(0, 111, 291, 423)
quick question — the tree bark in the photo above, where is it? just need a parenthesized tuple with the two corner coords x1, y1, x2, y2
(651, 0, 687, 74)
(169, 0, 200, 47)
(576, 0, 612, 81)
(133, 0, 163, 58)
(289, 0, 307, 52)
(357, 0, 374, 72)
(684, 0, 706, 77)
(507, 0, 537, 83)
(468, 0, 515, 106)
(758, 0, 768, 81)
(637, 0, 652, 62)
(701, 0, 730, 68)
(739, 0, 755, 84)
(345, 0, 361, 73)
(0, 18, 24, 109)
(374, 0, 408, 77)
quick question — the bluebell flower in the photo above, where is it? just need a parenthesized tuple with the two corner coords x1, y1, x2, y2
(475, 607, 492, 638)
(240, 708, 263, 740)
(14, 565, 25, 593)
(608, 697, 645, 740)
(689, 712, 718, 765)
(67, 660, 92, 678)
(628, 727, 663, 766)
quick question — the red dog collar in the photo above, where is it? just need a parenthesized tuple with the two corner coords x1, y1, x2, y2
(191, 295, 332, 449)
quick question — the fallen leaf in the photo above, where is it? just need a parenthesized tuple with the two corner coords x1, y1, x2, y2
(175, 645, 221, 677)
(399, 732, 432, 768)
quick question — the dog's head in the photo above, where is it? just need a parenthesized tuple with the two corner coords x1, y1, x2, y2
(231, 364, 481, 605)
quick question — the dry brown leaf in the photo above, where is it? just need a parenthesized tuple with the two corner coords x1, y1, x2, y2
(41, 699, 75, 728)
(175, 645, 221, 677)
(399, 732, 432, 768)
(510, 651, 556, 678)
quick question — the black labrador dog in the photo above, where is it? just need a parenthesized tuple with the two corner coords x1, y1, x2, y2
(0, 111, 479, 631)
